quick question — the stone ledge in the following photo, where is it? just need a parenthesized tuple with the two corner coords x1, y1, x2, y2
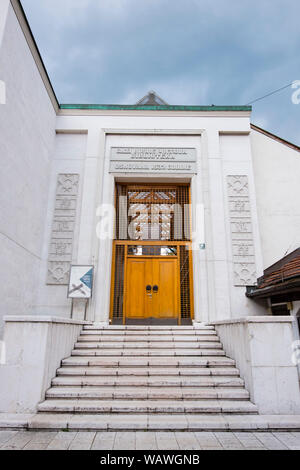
(209, 316, 295, 326)
(3, 316, 92, 326)
(0, 414, 35, 429)
(1, 413, 300, 432)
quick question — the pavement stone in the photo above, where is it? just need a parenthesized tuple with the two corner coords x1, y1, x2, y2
(1, 431, 34, 450)
(175, 432, 201, 450)
(214, 432, 244, 450)
(46, 431, 77, 450)
(234, 432, 265, 449)
(194, 432, 223, 449)
(0, 430, 299, 450)
(156, 432, 179, 450)
(69, 432, 96, 450)
(113, 431, 136, 450)
(273, 432, 300, 450)
(91, 432, 116, 450)
(254, 432, 288, 450)
(136, 432, 157, 450)
(0, 431, 18, 447)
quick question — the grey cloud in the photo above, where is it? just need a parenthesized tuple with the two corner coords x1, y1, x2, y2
(20, 0, 300, 144)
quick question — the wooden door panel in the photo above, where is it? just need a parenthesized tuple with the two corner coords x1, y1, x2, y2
(125, 257, 178, 320)
(126, 259, 146, 318)
(153, 259, 178, 318)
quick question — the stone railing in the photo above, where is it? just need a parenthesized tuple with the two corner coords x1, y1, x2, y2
(209, 316, 300, 414)
(0, 316, 91, 413)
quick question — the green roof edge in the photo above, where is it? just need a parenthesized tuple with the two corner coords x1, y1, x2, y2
(59, 104, 252, 112)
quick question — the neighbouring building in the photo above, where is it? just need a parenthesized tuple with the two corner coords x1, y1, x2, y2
(0, 0, 299, 419)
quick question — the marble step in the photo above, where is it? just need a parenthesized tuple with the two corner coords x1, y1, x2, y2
(83, 326, 215, 331)
(29, 413, 300, 431)
(38, 324, 257, 420)
(78, 334, 219, 342)
(38, 399, 258, 414)
(57, 366, 240, 377)
(51, 375, 244, 387)
(80, 330, 217, 336)
(46, 386, 250, 400)
(62, 356, 235, 367)
(74, 341, 222, 349)
(71, 349, 226, 357)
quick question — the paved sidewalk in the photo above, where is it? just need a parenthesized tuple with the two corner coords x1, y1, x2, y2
(0, 430, 300, 450)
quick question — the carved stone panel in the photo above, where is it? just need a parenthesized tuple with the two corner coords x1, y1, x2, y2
(227, 175, 257, 286)
(47, 174, 79, 285)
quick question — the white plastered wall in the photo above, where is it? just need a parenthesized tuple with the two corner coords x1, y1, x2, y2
(0, 0, 9, 47)
(250, 129, 300, 269)
(0, 3, 56, 336)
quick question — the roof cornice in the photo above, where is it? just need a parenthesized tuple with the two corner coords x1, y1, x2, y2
(59, 104, 252, 112)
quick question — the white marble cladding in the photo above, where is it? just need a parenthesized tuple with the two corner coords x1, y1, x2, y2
(227, 175, 257, 286)
(47, 174, 79, 285)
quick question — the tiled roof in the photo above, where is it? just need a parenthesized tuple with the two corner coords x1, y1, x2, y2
(257, 249, 300, 289)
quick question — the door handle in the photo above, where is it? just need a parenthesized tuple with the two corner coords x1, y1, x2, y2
(153, 285, 159, 293)
(146, 285, 152, 298)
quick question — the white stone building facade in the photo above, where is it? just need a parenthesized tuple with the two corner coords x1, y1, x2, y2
(0, 0, 300, 416)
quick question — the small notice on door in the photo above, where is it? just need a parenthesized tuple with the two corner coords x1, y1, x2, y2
(68, 265, 94, 298)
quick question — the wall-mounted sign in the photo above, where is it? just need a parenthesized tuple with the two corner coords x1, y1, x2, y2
(109, 147, 197, 174)
(68, 265, 94, 299)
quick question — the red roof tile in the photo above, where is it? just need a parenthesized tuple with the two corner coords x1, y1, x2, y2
(258, 254, 300, 289)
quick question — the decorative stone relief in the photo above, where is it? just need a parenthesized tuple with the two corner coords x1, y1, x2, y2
(227, 175, 256, 286)
(47, 174, 79, 284)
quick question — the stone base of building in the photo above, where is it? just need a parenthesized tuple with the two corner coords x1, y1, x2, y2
(1, 413, 300, 432)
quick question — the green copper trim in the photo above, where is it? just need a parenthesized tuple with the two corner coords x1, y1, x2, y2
(59, 104, 252, 112)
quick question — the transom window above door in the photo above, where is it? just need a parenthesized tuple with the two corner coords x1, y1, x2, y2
(127, 245, 177, 256)
(116, 184, 190, 241)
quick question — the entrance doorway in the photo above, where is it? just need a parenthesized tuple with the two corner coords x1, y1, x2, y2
(125, 253, 179, 321)
(110, 184, 194, 325)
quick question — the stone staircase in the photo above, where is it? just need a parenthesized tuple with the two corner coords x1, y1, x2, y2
(38, 325, 258, 415)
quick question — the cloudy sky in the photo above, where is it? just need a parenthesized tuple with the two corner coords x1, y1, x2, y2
(21, 0, 300, 145)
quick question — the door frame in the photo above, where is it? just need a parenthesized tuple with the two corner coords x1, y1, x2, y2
(110, 240, 194, 325)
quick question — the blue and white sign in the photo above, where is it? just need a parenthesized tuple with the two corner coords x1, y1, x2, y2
(68, 265, 94, 299)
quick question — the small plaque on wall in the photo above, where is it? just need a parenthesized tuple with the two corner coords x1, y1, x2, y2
(68, 265, 94, 299)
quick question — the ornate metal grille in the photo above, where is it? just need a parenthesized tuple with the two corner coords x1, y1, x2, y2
(111, 245, 125, 321)
(111, 184, 193, 323)
(180, 245, 191, 320)
(115, 184, 190, 241)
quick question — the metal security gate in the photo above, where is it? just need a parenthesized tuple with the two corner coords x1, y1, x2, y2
(110, 184, 194, 324)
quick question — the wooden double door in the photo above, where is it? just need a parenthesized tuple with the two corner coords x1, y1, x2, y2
(125, 257, 179, 320)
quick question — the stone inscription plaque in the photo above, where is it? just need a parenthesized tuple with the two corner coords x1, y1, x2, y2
(110, 147, 197, 174)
